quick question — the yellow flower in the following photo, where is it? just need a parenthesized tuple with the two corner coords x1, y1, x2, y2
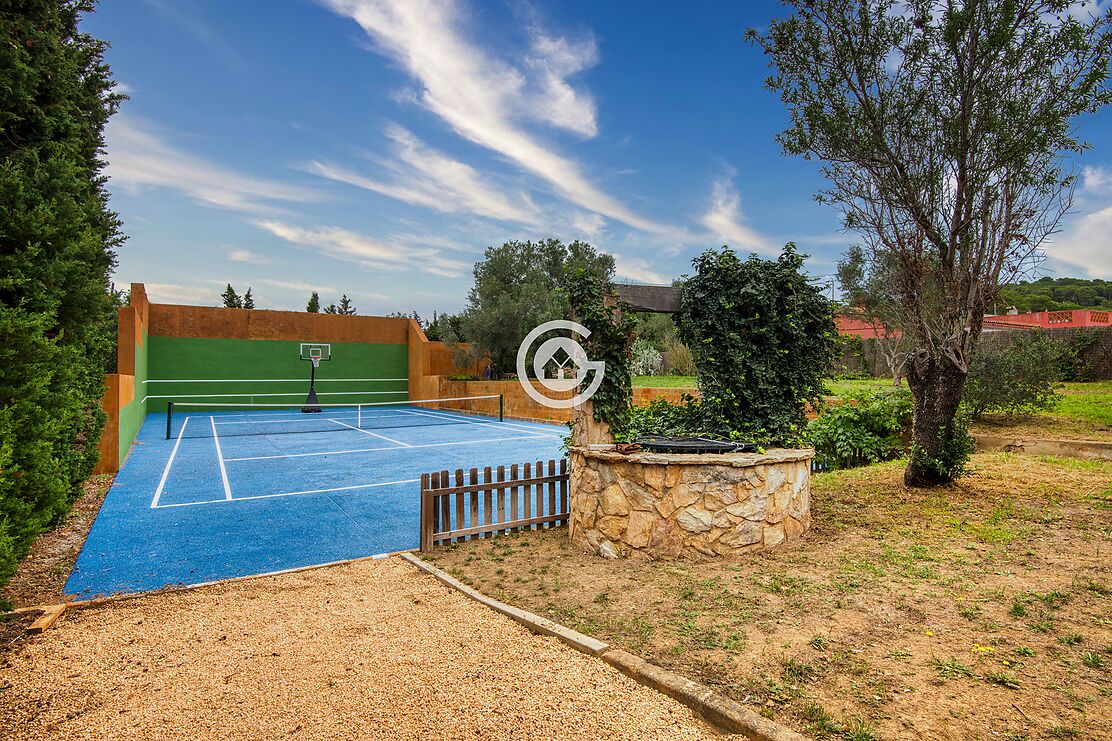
(925, 630, 934, 636)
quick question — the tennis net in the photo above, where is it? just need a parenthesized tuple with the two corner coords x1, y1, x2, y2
(165, 395, 504, 439)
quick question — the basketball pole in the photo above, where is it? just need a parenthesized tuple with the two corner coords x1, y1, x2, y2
(302, 358, 322, 413)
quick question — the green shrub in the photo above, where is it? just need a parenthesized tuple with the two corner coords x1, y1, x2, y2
(615, 397, 706, 442)
(677, 246, 837, 445)
(0, 4, 121, 585)
(664, 341, 697, 376)
(964, 331, 1064, 419)
(807, 390, 912, 469)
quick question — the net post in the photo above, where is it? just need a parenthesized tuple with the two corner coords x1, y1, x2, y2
(357, 404, 362, 429)
(498, 394, 504, 422)
(166, 401, 173, 440)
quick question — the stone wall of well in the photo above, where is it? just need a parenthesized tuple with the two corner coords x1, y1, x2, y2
(568, 447, 813, 559)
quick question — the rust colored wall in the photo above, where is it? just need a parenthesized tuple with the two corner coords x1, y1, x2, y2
(147, 303, 409, 344)
(426, 341, 484, 376)
(633, 386, 698, 406)
(94, 375, 121, 475)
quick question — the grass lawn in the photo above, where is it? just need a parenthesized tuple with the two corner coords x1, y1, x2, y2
(428, 453, 1112, 740)
(633, 375, 697, 387)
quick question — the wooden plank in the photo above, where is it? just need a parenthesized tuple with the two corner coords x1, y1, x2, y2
(28, 603, 67, 634)
(468, 468, 479, 540)
(454, 469, 464, 545)
(496, 465, 507, 535)
(432, 512, 569, 542)
(422, 473, 568, 496)
(482, 466, 493, 539)
(522, 462, 532, 530)
(419, 473, 431, 550)
(547, 459, 557, 529)
(439, 470, 451, 536)
(509, 463, 520, 533)
(559, 458, 569, 525)
(535, 459, 544, 524)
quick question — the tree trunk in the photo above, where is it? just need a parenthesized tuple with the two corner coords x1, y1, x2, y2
(903, 349, 968, 487)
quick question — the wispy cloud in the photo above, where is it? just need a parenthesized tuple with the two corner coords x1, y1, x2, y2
(701, 174, 774, 254)
(1082, 165, 1112, 194)
(321, 0, 680, 237)
(613, 255, 668, 284)
(1048, 203, 1112, 279)
(106, 116, 315, 215)
(228, 248, 273, 264)
(143, 282, 219, 305)
(309, 124, 540, 224)
(256, 220, 471, 278)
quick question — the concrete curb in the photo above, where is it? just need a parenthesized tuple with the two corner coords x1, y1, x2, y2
(398, 552, 609, 656)
(399, 552, 807, 740)
(975, 435, 1112, 461)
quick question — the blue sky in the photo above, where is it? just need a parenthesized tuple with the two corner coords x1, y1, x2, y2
(88, 0, 1112, 315)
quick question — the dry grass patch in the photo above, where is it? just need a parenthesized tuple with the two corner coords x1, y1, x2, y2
(430, 453, 1112, 740)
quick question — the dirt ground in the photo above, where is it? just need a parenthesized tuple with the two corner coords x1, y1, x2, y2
(430, 453, 1112, 740)
(1, 557, 731, 741)
(2, 474, 113, 608)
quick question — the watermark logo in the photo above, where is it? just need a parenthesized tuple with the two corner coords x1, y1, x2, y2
(516, 320, 605, 409)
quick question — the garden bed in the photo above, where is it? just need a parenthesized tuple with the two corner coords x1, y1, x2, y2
(427, 453, 1112, 740)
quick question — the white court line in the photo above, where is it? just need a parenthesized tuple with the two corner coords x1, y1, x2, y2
(224, 434, 550, 462)
(398, 408, 562, 438)
(151, 416, 190, 508)
(210, 416, 233, 500)
(208, 413, 408, 425)
(153, 478, 420, 509)
(328, 418, 412, 447)
(145, 390, 407, 400)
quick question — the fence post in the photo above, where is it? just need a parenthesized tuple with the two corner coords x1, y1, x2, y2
(419, 473, 431, 551)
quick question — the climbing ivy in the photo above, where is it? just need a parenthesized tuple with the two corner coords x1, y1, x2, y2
(567, 269, 636, 432)
(677, 245, 837, 445)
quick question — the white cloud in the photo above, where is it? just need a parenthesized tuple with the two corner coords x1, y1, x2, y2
(1047, 203, 1112, 279)
(1082, 165, 1112, 194)
(258, 278, 337, 294)
(524, 32, 599, 137)
(321, 0, 679, 237)
(571, 211, 606, 238)
(256, 220, 472, 278)
(309, 124, 540, 224)
(700, 175, 774, 254)
(227, 248, 273, 264)
(613, 255, 668, 284)
(143, 282, 218, 305)
(106, 116, 315, 215)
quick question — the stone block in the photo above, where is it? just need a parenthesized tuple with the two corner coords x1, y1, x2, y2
(600, 483, 630, 516)
(624, 510, 656, 548)
(664, 465, 681, 489)
(647, 518, 684, 558)
(718, 519, 762, 548)
(598, 540, 621, 559)
(676, 506, 713, 533)
(618, 477, 656, 512)
(788, 484, 810, 521)
(703, 484, 738, 511)
(643, 464, 665, 493)
(655, 484, 700, 519)
(763, 522, 785, 548)
(783, 515, 806, 541)
(766, 484, 792, 524)
(597, 515, 626, 541)
(724, 489, 768, 521)
(765, 465, 787, 495)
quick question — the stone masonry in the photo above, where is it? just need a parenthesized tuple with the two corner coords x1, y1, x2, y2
(568, 447, 813, 559)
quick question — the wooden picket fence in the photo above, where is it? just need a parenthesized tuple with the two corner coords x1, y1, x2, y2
(419, 459, 569, 550)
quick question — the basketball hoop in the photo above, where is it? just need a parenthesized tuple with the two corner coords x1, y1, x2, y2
(299, 343, 331, 413)
(309, 355, 322, 369)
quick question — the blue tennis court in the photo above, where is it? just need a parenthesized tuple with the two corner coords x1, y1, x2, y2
(66, 402, 564, 597)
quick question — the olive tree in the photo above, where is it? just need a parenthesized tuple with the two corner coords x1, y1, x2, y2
(749, 0, 1112, 485)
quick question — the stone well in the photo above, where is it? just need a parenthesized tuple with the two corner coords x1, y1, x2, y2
(568, 447, 814, 559)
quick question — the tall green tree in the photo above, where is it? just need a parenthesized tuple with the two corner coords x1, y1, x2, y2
(242, 287, 254, 309)
(306, 291, 320, 313)
(337, 294, 356, 315)
(0, 0, 124, 584)
(460, 239, 614, 375)
(221, 283, 242, 308)
(749, 0, 1112, 485)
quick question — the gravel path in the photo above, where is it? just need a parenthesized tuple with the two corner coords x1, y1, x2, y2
(2, 557, 726, 740)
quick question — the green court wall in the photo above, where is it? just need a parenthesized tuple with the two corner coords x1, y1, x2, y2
(117, 329, 148, 465)
(144, 336, 408, 412)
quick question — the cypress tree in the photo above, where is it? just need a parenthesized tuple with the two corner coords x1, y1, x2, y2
(306, 291, 320, 313)
(0, 1, 124, 584)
